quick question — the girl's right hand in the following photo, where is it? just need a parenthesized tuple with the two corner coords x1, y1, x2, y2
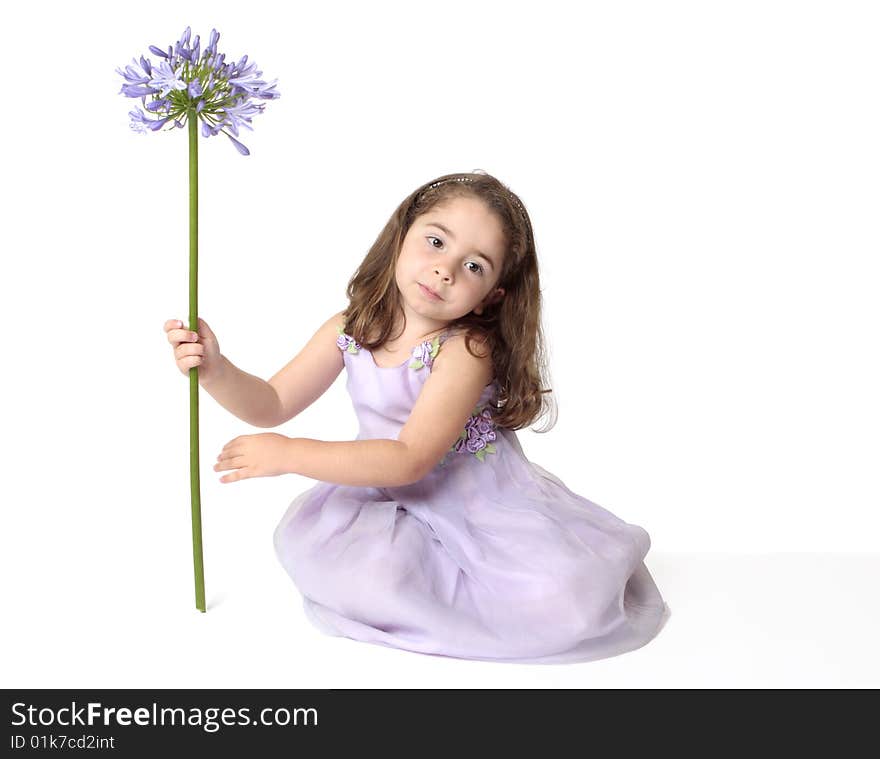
(164, 317, 223, 384)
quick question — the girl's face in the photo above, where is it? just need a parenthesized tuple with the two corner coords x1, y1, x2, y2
(395, 195, 506, 326)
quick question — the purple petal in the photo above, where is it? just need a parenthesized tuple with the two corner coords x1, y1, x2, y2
(200, 118, 221, 136)
(230, 98, 263, 121)
(466, 437, 486, 453)
(127, 106, 150, 133)
(149, 45, 169, 59)
(116, 59, 151, 84)
(225, 133, 250, 156)
(149, 60, 187, 97)
(254, 81, 280, 100)
(115, 67, 145, 85)
(120, 84, 160, 97)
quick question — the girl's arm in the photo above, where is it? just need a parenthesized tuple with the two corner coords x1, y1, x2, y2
(281, 334, 494, 487)
(267, 310, 347, 425)
(281, 438, 418, 487)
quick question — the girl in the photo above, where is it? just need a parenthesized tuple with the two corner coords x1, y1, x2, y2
(164, 171, 671, 664)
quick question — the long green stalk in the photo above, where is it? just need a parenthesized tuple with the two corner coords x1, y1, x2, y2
(188, 108, 206, 612)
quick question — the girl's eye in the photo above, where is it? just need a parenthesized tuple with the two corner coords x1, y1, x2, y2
(426, 236, 483, 275)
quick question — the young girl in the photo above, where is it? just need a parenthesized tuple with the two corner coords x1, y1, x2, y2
(165, 171, 670, 664)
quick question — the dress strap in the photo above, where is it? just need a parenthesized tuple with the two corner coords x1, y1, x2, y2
(398, 327, 455, 371)
(336, 324, 362, 354)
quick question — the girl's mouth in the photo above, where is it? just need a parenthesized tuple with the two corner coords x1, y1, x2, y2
(419, 283, 443, 301)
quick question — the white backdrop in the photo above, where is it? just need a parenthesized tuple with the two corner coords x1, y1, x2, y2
(1, 1, 877, 687)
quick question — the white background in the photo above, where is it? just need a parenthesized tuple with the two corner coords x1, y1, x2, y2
(1, 0, 877, 688)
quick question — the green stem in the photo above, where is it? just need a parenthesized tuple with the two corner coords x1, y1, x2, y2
(188, 108, 206, 613)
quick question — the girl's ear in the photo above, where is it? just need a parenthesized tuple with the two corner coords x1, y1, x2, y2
(474, 288, 505, 315)
(488, 287, 505, 305)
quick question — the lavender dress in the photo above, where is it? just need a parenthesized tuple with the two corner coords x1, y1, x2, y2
(273, 326, 671, 664)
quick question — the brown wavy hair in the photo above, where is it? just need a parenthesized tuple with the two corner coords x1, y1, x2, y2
(341, 170, 557, 433)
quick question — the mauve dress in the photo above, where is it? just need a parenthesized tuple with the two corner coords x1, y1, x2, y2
(273, 325, 671, 664)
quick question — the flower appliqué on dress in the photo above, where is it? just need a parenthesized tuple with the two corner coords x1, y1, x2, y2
(409, 335, 441, 370)
(436, 405, 498, 466)
(336, 326, 361, 354)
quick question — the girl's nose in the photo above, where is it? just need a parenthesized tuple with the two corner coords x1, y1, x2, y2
(434, 267, 452, 282)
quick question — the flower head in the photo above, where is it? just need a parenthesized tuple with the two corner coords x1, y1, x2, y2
(116, 26, 280, 155)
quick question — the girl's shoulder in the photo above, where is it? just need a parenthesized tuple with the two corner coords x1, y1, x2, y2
(440, 325, 491, 354)
(432, 327, 494, 383)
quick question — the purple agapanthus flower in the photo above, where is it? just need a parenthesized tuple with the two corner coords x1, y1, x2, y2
(116, 26, 279, 155)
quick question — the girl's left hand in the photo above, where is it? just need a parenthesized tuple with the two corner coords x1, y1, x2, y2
(214, 433, 293, 483)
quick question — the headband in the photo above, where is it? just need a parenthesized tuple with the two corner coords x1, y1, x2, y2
(423, 174, 532, 239)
